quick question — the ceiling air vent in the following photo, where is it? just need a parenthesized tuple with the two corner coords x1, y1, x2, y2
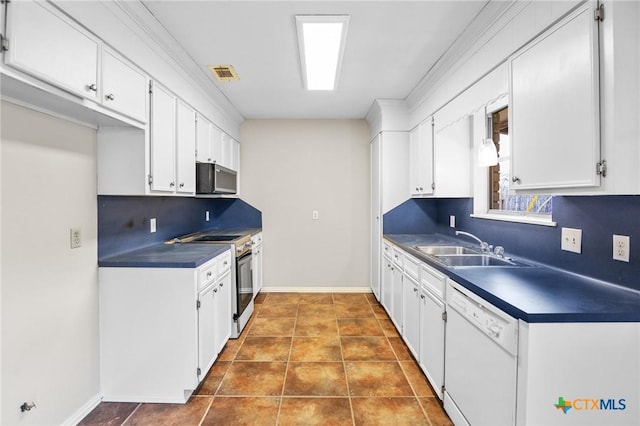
(208, 65, 239, 82)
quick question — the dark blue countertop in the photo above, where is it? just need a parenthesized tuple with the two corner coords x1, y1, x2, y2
(385, 234, 640, 323)
(98, 243, 230, 268)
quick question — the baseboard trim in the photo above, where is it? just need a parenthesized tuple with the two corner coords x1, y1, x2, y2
(260, 286, 372, 293)
(62, 392, 102, 426)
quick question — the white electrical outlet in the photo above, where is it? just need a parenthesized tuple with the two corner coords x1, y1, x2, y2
(450, 215, 456, 228)
(561, 227, 582, 254)
(205, 211, 210, 222)
(613, 235, 630, 262)
(312, 210, 319, 220)
(70, 228, 81, 249)
(150, 218, 157, 233)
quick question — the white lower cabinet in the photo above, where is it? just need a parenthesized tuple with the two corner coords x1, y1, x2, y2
(99, 250, 232, 403)
(381, 254, 393, 315)
(390, 251, 404, 332)
(252, 233, 264, 296)
(419, 286, 446, 399)
(402, 273, 421, 358)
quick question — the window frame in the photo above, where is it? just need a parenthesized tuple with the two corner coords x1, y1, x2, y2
(471, 95, 557, 227)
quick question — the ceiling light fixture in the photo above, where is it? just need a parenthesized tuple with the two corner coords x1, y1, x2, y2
(295, 15, 350, 91)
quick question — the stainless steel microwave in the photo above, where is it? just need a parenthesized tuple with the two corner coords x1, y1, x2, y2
(196, 163, 237, 194)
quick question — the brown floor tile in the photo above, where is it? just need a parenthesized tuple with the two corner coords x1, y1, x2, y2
(340, 336, 396, 361)
(352, 397, 429, 425)
(254, 292, 267, 305)
(235, 337, 292, 361)
(420, 397, 454, 426)
(79, 402, 139, 426)
(335, 303, 375, 318)
(290, 336, 342, 362)
(379, 318, 400, 337)
(202, 396, 279, 426)
(278, 397, 353, 426)
(218, 362, 287, 396)
(123, 396, 211, 425)
(297, 304, 335, 317)
(345, 362, 413, 397)
(370, 304, 389, 319)
(365, 293, 378, 304)
(218, 338, 243, 361)
(295, 316, 338, 336)
(388, 337, 414, 361)
(284, 362, 348, 396)
(248, 317, 296, 336)
(337, 318, 384, 336)
(263, 292, 300, 304)
(196, 361, 232, 395)
(401, 361, 436, 397)
(332, 293, 370, 304)
(258, 303, 298, 318)
(298, 293, 334, 304)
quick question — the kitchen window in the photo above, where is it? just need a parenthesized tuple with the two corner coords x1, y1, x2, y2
(472, 99, 556, 227)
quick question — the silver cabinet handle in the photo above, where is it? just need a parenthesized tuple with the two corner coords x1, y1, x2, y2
(106, 93, 115, 101)
(419, 187, 423, 191)
(413, 287, 418, 293)
(220, 283, 224, 287)
(170, 182, 175, 187)
(207, 271, 212, 278)
(179, 183, 184, 188)
(88, 83, 97, 92)
(512, 177, 521, 184)
(213, 288, 218, 293)
(421, 294, 425, 299)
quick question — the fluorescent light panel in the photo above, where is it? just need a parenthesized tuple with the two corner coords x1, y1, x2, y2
(296, 15, 350, 91)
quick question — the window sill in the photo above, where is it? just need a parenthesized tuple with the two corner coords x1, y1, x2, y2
(470, 213, 557, 227)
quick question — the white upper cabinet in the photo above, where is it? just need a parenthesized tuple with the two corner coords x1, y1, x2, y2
(5, 0, 100, 100)
(196, 114, 212, 163)
(150, 82, 176, 193)
(176, 100, 196, 194)
(102, 49, 148, 123)
(409, 118, 434, 197)
(432, 115, 472, 197)
(509, 2, 600, 190)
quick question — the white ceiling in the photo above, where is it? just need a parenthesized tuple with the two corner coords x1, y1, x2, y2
(140, 1, 489, 120)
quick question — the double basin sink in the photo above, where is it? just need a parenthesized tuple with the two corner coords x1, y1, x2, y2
(412, 245, 527, 268)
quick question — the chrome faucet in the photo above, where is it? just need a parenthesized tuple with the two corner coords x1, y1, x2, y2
(455, 231, 490, 252)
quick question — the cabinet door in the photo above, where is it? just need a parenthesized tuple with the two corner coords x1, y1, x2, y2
(176, 100, 196, 194)
(402, 274, 420, 358)
(215, 272, 232, 354)
(252, 245, 263, 296)
(230, 139, 240, 172)
(220, 132, 232, 169)
(509, 2, 600, 190)
(419, 288, 445, 399)
(370, 136, 382, 301)
(102, 49, 147, 122)
(196, 115, 212, 163)
(391, 267, 403, 332)
(409, 120, 434, 196)
(197, 283, 217, 382)
(433, 115, 471, 196)
(150, 83, 176, 192)
(381, 257, 393, 314)
(210, 125, 223, 165)
(6, 0, 100, 100)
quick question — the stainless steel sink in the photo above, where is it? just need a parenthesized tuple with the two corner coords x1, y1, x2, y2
(434, 254, 518, 267)
(413, 245, 479, 256)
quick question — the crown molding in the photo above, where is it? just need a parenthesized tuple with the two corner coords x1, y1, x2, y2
(405, 0, 528, 112)
(100, 0, 245, 127)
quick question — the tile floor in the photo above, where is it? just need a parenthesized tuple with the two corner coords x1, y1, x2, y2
(80, 292, 453, 426)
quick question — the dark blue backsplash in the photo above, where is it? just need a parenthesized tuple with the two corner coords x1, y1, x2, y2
(98, 196, 261, 259)
(383, 198, 438, 234)
(388, 196, 640, 291)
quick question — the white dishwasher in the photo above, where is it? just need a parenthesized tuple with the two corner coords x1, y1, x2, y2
(444, 280, 519, 426)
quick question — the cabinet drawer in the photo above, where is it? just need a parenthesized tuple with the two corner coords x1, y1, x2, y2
(218, 252, 232, 276)
(391, 247, 403, 268)
(420, 263, 446, 299)
(198, 258, 217, 289)
(403, 253, 420, 281)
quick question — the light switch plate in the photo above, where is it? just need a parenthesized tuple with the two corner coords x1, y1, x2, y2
(70, 228, 81, 249)
(450, 215, 456, 228)
(150, 218, 157, 233)
(561, 227, 582, 254)
(312, 210, 319, 220)
(205, 211, 210, 221)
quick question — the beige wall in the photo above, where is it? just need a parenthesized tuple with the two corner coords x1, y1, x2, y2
(1, 102, 99, 424)
(240, 120, 370, 290)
